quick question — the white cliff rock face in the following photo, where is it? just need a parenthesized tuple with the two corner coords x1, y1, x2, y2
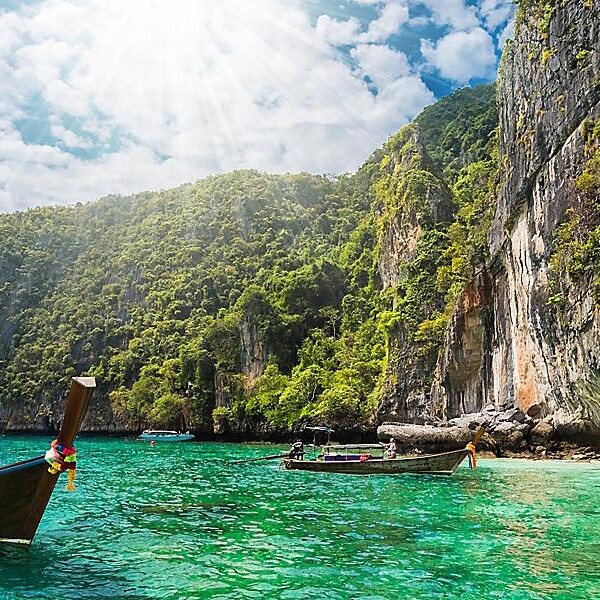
(431, 0, 600, 441)
(378, 218, 421, 290)
(213, 311, 268, 414)
(239, 313, 268, 380)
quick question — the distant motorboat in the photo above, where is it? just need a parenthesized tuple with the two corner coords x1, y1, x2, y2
(137, 430, 195, 442)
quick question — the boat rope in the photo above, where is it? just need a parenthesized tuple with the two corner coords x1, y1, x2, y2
(44, 440, 77, 490)
(466, 442, 477, 469)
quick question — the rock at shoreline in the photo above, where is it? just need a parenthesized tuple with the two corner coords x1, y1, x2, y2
(378, 401, 600, 456)
(530, 420, 554, 445)
(377, 423, 476, 452)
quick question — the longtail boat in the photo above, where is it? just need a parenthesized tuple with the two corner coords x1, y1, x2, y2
(281, 427, 484, 475)
(0, 376, 95, 545)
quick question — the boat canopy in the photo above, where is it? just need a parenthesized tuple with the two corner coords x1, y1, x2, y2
(322, 444, 381, 450)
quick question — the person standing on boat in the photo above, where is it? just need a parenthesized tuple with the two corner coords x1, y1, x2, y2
(382, 437, 397, 459)
(288, 440, 304, 460)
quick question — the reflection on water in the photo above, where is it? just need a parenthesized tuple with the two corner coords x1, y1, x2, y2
(0, 438, 598, 600)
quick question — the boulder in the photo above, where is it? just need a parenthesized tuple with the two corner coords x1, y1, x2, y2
(526, 403, 543, 418)
(491, 421, 521, 450)
(552, 412, 600, 444)
(493, 421, 516, 434)
(516, 422, 532, 434)
(497, 408, 524, 423)
(447, 413, 489, 430)
(377, 423, 475, 452)
(530, 420, 554, 445)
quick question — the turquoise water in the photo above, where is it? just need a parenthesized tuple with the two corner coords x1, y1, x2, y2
(0, 437, 599, 600)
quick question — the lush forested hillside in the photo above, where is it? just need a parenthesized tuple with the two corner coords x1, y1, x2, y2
(0, 84, 498, 435)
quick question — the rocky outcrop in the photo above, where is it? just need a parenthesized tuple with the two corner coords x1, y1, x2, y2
(239, 312, 268, 381)
(212, 306, 270, 435)
(377, 127, 454, 290)
(378, 422, 474, 452)
(432, 272, 495, 417)
(429, 0, 600, 445)
(376, 126, 454, 423)
(492, 0, 600, 245)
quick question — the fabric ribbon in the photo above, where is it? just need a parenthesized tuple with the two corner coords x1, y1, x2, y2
(466, 442, 477, 469)
(44, 439, 77, 490)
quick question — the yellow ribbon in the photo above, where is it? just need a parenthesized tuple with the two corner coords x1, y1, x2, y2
(66, 469, 77, 491)
(47, 461, 62, 475)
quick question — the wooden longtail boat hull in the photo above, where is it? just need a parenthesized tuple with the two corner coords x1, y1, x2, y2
(282, 448, 470, 475)
(0, 376, 95, 545)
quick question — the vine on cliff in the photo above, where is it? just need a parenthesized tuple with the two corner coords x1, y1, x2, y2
(550, 120, 600, 301)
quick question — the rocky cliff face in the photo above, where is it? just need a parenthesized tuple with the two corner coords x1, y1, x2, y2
(239, 312, 268, 381)
(431, 0, 600, 443)
(376, 126, 454, 423)
(214, 311, 268, 403)
(376, 127, 454, 290)
(213, 307, 269, 434)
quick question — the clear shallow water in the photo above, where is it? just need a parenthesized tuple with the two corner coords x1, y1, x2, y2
(0, 437, 599, 600)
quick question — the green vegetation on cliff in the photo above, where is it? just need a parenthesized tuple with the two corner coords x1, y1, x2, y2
(415, 83, 497, 182)
(550, 120, 600, 301)
(0, 83, 499, 433)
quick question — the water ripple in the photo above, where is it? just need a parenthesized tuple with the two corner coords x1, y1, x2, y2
(0, 439, 598, 599)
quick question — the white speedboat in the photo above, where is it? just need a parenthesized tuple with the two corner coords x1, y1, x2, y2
(137, 430, 195, 442)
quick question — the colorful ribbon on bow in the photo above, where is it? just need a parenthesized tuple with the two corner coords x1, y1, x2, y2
(466, 442, 477, 469)
(45, 439, 77, 490)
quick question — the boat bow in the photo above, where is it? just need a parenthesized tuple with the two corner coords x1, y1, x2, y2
(0, 376, 95, 545)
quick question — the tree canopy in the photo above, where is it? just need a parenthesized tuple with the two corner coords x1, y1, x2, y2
(0, 84, 499, 434)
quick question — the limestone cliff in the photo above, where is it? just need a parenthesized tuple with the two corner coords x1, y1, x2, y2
(239, 312, 269, 381)
(430, 0, 600, 443)
(3, 2, 600, 446)
(375, 125, 454, 423)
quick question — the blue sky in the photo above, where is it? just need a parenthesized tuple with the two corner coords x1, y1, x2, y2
(0, 0, 514, 212)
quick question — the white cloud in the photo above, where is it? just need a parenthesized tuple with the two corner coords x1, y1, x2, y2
(497, 17, 515, 47)
(0, 123, 70, 167)
(0, 0, 509, 213)
(351, 44, 411, 88)
(0, 0, 442, 212)
(0, 11, 24, 55)
(421, 28, 497, 83)
(372, 74, 435, 124)
(419, 0, 479, 30)
(316, 1, 409, 46)
(44, 79, 90, 117)
(315, 15, 360, 45)
(27, 1, 88, 43)
(480, 0, 514, 32)
(50, 124, 93, 149)
(359, 2, 409, 42)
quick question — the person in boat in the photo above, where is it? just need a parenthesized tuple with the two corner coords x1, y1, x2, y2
(381, 437, 397, 459)
(288, 440, 304, 460)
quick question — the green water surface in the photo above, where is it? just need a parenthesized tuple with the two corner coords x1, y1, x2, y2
(0, 437, 598, 600)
